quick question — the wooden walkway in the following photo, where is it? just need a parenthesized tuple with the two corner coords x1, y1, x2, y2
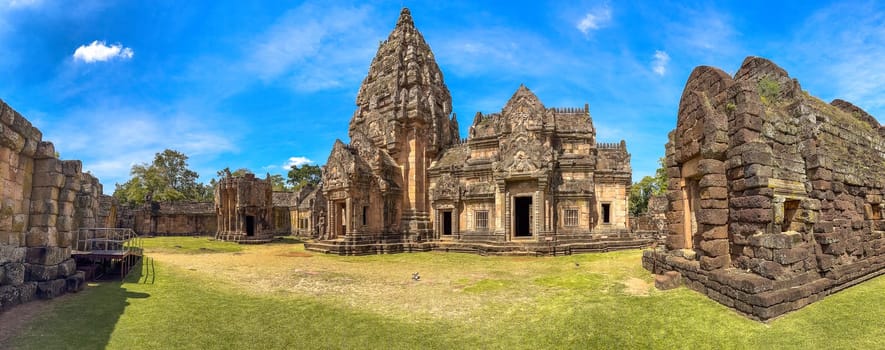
(72, 228, 143, 280)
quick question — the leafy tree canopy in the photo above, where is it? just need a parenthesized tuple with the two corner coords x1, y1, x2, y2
(216, 167, 253, 178)
(287, 164, 321, 191)
(269, 174, 288, 192)
(629, 157, 668, 216)
(113, 149, 213, 204)
(215, 167, 289, 192)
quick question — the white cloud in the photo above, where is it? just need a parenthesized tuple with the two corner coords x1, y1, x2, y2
(651, 50, 670, 76)
(283, 156, 313, 170)
(437, 27, 569, 79)
(38, 103, 238, 191)
(4, 0, 41, 9)
(576, 6, 612, 34)
(245, 3, 378, 92)
(664, 8, 737, 54)
(72, 40, 134, 63)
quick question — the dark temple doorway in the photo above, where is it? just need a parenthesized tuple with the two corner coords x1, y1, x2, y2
(245, 215, 255, 236)
(442, 211, 452, 235)
(514, 197, 532, 237)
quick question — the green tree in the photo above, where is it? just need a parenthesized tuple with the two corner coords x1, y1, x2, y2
(269, 174, 288, 192)
(113, 149, 207, 204)
(286, 164, 321, 190)
(216, 167, 253, 178)
(629, 157, 669, 216)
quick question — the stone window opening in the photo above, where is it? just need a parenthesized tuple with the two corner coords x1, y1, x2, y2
(337, 202, 346, 237)
(362, 206, 368, 226)
(871, 203, 882, 221)
(601, 203, 611, 224)
(475, 210, 489, 230)
(564, 208, 579, 227)
(782, 200, 800, 233)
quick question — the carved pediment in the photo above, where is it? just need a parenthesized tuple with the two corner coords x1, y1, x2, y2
(494, 133, 553, 177)
(350, 130, 383, 169)
(431, 174, 459, 200)
(323, 140, 370, 190)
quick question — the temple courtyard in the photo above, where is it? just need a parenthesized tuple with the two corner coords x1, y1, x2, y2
(0, 237, 882, 349)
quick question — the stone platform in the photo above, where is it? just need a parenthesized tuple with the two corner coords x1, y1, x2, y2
(305, 236, 653, 256)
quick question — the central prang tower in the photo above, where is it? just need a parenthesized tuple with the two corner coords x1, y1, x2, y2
(347, 8, 459, 239)
(308, 7, 638, 256)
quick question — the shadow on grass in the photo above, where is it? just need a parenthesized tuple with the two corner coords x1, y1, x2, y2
(8, 259, 151, 350)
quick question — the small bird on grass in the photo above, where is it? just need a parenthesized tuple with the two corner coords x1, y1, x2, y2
(412, 272, 421, 281)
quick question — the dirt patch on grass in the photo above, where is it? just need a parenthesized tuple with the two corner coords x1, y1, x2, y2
(0, 301, 46, 346)
(148, 241, 649, 324)
(622, 277, 651, 296)
(277, 251, 313, 258)
(0, 291, 83, 347)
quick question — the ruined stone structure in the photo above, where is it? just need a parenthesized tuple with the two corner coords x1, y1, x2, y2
(306, 8, 642, 255)
(0, 100, 106, 312)
(643, 57, 885, 320)
(271, 191, 298, 236)
(289, 185, 325, 238)
(116, 201, 216, 236)
(252, 185, 326, 238)
(214, 173, 274, 243)
(631, 194, 668, 244)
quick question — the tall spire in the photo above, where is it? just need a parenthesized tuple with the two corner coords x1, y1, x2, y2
(396, 8, 415, 28)
(350, 7, 456, 152)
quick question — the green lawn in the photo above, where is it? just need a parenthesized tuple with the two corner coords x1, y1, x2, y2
(5, 236, 885, 349)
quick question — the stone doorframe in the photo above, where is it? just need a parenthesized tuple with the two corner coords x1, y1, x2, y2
(680, 157, 701, 250)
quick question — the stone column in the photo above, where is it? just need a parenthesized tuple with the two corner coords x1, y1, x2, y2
(327, 199, 333, 238)
(536, 187, 546, 236)
(495, 180, 506, 239)
(452, 203, 460, 239)
(345, 197, 352, 236)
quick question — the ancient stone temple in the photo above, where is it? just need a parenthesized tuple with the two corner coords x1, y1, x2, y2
(643, 57, 885, 320)
(214, 172, 274, 243)
(305, 8, 642, 255)
(268, 185, 326, 238)
(0, 99, 111, 312)
(428, 86, 632, 243)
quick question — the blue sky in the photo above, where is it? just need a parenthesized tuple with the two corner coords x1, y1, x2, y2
(1, 1, 883, 194)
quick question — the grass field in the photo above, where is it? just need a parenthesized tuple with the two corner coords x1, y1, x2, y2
(4, 236, 885, 349)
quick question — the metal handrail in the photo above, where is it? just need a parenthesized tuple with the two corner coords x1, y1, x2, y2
(75, 228, 142, 255)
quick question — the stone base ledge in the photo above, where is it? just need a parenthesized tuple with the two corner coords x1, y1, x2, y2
(306, 237, 653, 256)
(643, 249, 885, 321)
(0, 270, 84, 313)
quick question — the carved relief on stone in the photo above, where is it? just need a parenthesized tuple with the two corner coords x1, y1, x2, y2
(494, 133, 551, 176)
(557, 179, 594, 194)
(322, 142, 355, 189)
(431, 174, 459, 200)
(465, 181, 496, 196)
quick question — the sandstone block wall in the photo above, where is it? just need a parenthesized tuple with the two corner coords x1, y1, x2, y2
(116, 201, 216, 236)
(644, 57, 885, 320)
(0, 100, 97, 312)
